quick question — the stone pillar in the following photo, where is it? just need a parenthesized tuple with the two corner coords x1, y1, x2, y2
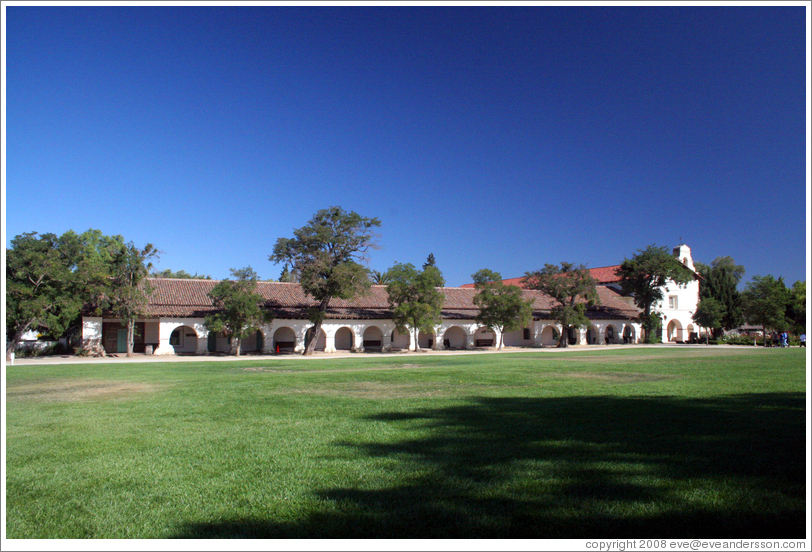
(196, 329, 209, 355)
(154, 320, 175, 355)
(81, 317, 106, 356)
(324, 333, 336, 354)
(408, 328, 417, 351)
(261, 325, 274, 354)
(382, 331, 392, 352)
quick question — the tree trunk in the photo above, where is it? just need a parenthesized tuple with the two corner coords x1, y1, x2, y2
(126, 319, 135, 357)
(235, 337, 241, 357)
(304, 296, 331, 356)
(559, 325, 568, 348)
(6, 330, 25, 362)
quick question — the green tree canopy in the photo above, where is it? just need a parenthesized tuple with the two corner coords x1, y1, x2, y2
(385, 262, 445, 350)
(152, 268, 211, 279)
(615, 245, 694, 343)
(104, 240, 159, 357)
(741, 275, 790, 346)
(204, 267, 271, 357)
(522, 262, 599, 348)
(787, 280, 805, 335)
(692, 297, 725, 344)
(369, 269, 391, 285)
(694, 256, 744, 337)
(472, 269, 534, 349)
(270, 206, 381, 355)
(5, 230, 118, 361)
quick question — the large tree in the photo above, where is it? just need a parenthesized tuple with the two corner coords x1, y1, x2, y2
(471, 269, 534, 349)
(105, 239, 159, 357)
(5, 230, 115, 361)
(522, 262, 599, 348)
(204, 267, 271, 356)
(741, 275, 790, 346)
(615, 245, 694, 343)
(385, 262, 445, 351)
(786, 280, 806, 335)
(692, 297, 725, 345)
(270, 206, 381, 355)
(694, 256, 744, 337)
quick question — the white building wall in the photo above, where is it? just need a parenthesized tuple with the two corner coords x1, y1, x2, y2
(653, 245, 702, 342)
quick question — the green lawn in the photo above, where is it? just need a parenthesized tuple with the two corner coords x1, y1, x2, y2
(5, 348, 808, 539)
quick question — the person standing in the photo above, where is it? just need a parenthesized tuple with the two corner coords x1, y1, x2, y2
(800, 333, 806, 347)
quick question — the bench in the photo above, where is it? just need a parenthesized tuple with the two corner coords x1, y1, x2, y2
(475, 339, 494, 347)
(363, 340, 382, 349)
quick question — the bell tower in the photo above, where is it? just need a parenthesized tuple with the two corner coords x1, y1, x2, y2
(673, 243, 695, 271)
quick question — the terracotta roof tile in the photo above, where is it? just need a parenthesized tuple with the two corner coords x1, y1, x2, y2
(137, 278, 639, 321)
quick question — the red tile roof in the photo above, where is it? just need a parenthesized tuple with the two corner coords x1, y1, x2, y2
(459, 265, 622, 288)
(136, 277, 639, 321)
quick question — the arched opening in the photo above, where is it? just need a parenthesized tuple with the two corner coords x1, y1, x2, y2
(363, 326, 384, 350)
(605, 325, 617, 345)
(305, 327, 327, 352)
(443, 326, 466, 349)
(666, 320, 684, 342)
(473, 327, 495, 348)
(335, 327, 354, 351)
(240, 329, 263, 354)
(686, 323, 697, 343)
(418, 330, 435, 349)
(541, 325, 559, 346)
(623, 324, 635, 344)
(169, 325, 198, 354)
(586, 325, 599, 345)
(567, 326, 579, 345)
(391, 329, 409, 350)
(273, 326, 296, 354)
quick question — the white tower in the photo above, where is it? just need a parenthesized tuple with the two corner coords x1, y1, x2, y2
(673, 244, 695, 272)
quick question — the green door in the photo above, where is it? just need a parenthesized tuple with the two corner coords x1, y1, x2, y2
(117, 329, 128, 353)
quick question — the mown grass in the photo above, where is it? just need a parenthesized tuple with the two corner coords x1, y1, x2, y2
(5, 347, 808, 539)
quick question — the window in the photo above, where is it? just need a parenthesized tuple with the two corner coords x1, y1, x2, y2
(523, 328, 531, 340)
(669, 296, 678, 310)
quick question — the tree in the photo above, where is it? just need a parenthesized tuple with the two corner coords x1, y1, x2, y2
(471, 269, 534, 349)
(278, 264, 298, 283)
(385, 262, 445, 351)
(152, 269, 211, 279)
(105, 240, 159, 357)
(270, 206, 381, 355)
(786, 280, 806, 335)
(204, 267, 271, 356)
(694, 256, 744, 337)
(522, 262, 599, 348)
(615, 245, 694, 343)
(692, 297, 725, 344)
(423, 253, 437, 270)
(741, 275, 790, 346)
(5, 230, 115, 361)
(369, 269, 391, 285)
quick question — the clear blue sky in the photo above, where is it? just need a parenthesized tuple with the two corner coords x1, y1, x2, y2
(4, 4, 809, 288)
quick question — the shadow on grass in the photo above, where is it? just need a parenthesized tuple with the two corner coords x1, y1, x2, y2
(172, 393, 806, 539)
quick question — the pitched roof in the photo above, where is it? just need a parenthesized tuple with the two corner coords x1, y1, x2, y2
(136, 277, 640, 321)
(459, 265, 623, 289)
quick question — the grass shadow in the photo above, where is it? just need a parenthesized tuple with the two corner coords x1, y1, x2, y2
(171, 393, 806, 539)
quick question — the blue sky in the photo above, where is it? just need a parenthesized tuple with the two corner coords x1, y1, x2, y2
(4, 4, 809, 288)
